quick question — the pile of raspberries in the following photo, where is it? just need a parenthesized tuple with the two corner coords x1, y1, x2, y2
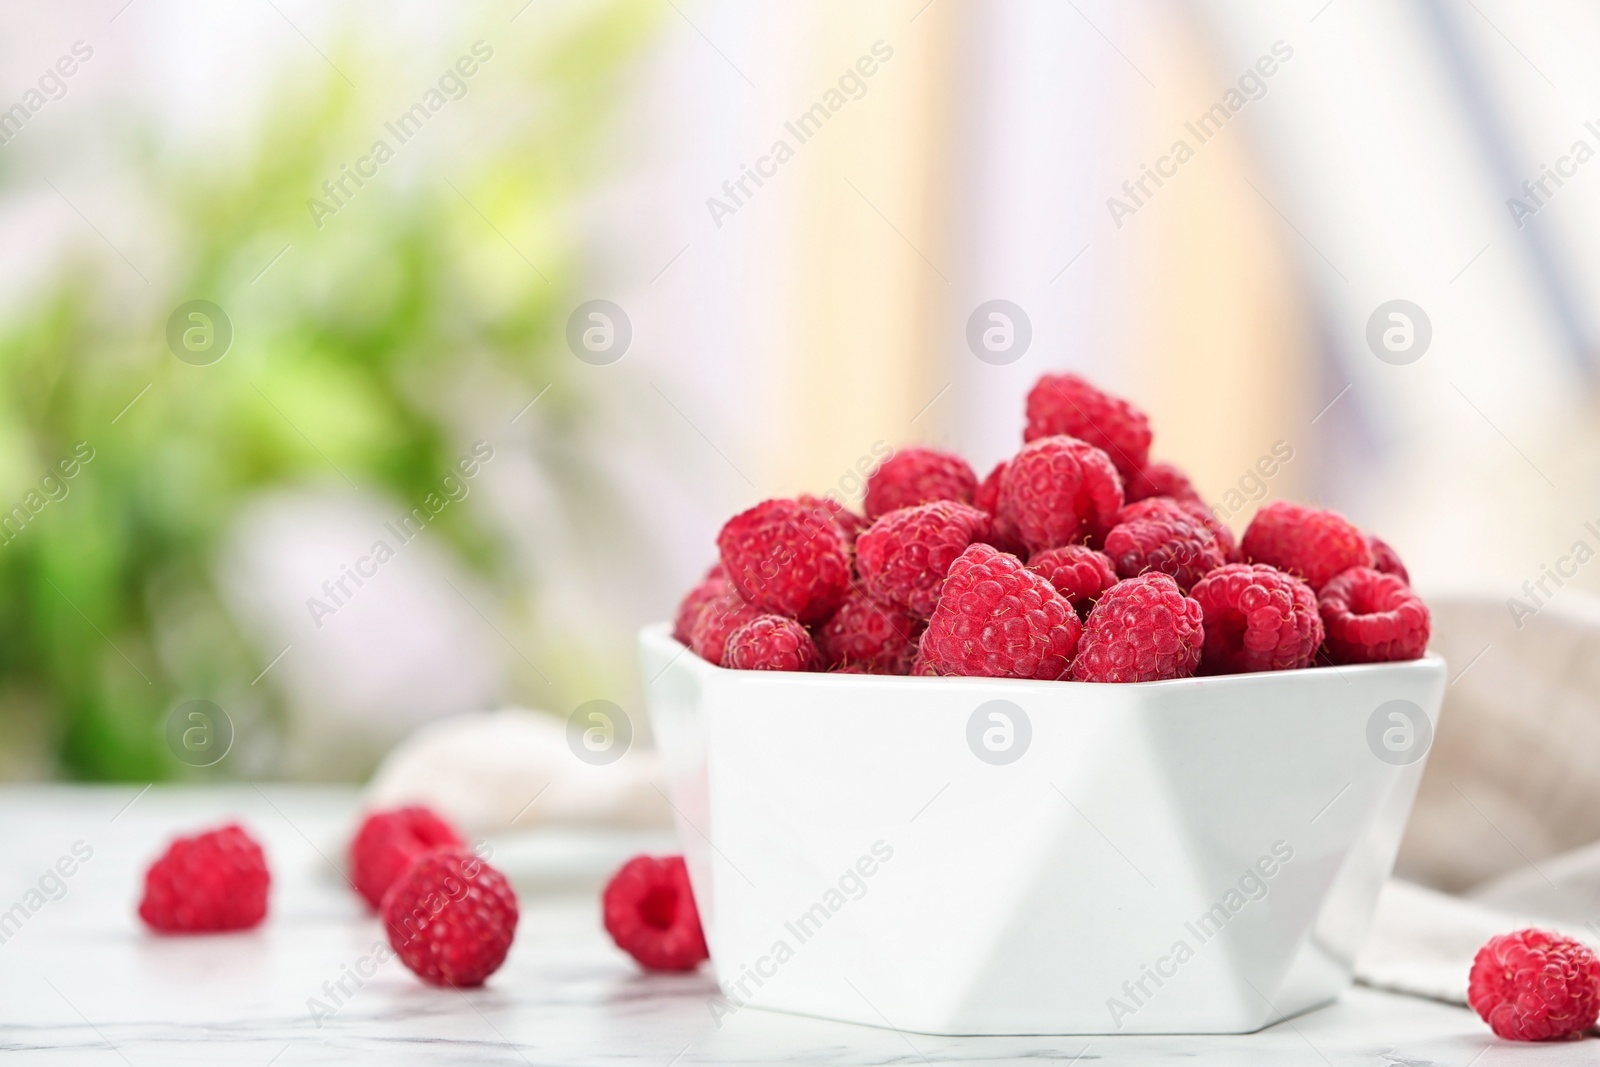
(674, 372, 1429, 682)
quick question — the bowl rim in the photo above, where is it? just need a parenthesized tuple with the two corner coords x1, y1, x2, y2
(639, 621, 1446, 692)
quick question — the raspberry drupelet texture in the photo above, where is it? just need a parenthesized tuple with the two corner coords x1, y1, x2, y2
(816, 589, 920, 674)
(724, 614, 820, 672)
(1367, 533, 1411, 584)
(1024, 372, 1152, 478)
(863, 447, 978, 519)
(1241, 500, 1372, 590)
(917, 543, 1081, 680)
(1318, 566, 1431, 663)
(973, 459, 1027, 555)
(138, 824, 270, 934)
(796, 493, 867, 544)
(1124, 461, 1202, 505)
(349, 806, 465, 911)
(672, 564, 727, 645)
(382, 849, 518, 987)
(1073, 573, 1204, 683)
(1468, 928, 1600, 1041)
(856, 500, 992, 618)
(688, 590, 762, 665)
(1182, 500, 1239, 562)
(1027, 545, 1119, 616)
(717, 498, 851, 623)
(603, 855, 709, 972)
(1103, 497, 1226, 593)
(996, 435, 1124, 554)
(1190, 563, 1323, 674)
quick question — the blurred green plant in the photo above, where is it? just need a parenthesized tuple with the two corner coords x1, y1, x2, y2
(0, 2, 657, 779)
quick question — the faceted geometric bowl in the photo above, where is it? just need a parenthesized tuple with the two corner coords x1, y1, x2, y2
(639, 623, 1446, 1035)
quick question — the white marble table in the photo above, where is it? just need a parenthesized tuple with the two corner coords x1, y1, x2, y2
(0, 785, 1587, 1065)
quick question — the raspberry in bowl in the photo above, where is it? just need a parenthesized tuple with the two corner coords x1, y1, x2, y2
(647, 372, 1445, 1035)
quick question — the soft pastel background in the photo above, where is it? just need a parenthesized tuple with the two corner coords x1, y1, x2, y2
(1, 0, 1597, 783)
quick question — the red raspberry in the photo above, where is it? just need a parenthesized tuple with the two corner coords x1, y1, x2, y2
(997, 435, 1124, 553)
(1318, 566, 1430, 663)
(1367, 533, 1411, 584)
(688, 590, 762, 666)
(856, 500, 992, 618)
(973, 460, 1026, 555)
(139, 824, 269, 934)
(1125, 461, 1202, 505)
(1027, 545, 1118, 615)
(717, 498, 851, 623)
(349, 805, 465, 911)
(1073, 573, 1204, 683)
(1024, 372, 1151, 478)
(974, 460, 1005, 514)
(383, 849, 517, 987)
(796, 493, 867, 543)
(724, 614, 820, 671)
(1190, 563, 1322, 674)
(909, 653, 941, 676)
(1468, 928, 1600, 1041)
(864, 447, 977, 519)
(816, 589, 920, 674)
(1190, 502, 1240, 563)
(1241, 501, 1372, 590)
(603, 855, 709, 972)
(672, 564, 727, 645)
(918, 543, 1081, 680)
(1104, 498, 1226, 593)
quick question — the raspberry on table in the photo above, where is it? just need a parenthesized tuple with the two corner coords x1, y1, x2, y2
(383, 849, 518, 987)
(796, 493, 867, 544)
(816, 589, 920, 674)
(1241, 500, 1372, 590)
(603, 855, 709, 972)
(1318, 566, 1430, 663)
(1027, 545, 1118, 616)
(717, 498, 851, 623)
(672, 564, 727, 645)
(1468, 928, 1600, 1041)
(918, 543, 1081, 680)
(1367, 533, 1411, 584)
(724, 614, 820, 672)
(1124, 461, 1202, 505)
(1073, 573, 1204, 683)
(1190, 563, 1322, 674)
(1103, 497, 1226, 593)
(139, 823, 269, 934)
(863, 447, 978, 519)
(688, 590, 763, 666)
(856, 500, 992, 618)
(996, 435, 1124, 553)
(349, 806, 465, 911)
(1024, 372, 1152, 478)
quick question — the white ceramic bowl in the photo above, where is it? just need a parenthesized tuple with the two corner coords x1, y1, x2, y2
(639, 623, 1446, 1035)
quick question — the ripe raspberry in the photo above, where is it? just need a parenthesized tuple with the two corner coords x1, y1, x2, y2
(1104, 498, 1226, 593)
(138, 824, 269, 934)
(689, 590, 762, 666)
(724, 614, 820, 672)
(672, 564, 727, 645)
(717, 498, 851, 623)
(1073, 573, 1204, 683)
(1368, 533, 1411, 584)
(1125, 461, 1202, 505)
(816, 589, 920, 674)
(973, 460, 1026, 555)
(603, 855, 709, 972)
(349, 805, 465, 911)
(383, 849, 517, 987)
(1187, 501, 1240, 563)
(997, 435, 1124, 553)
(796, 493, 867, 544)
(1241, 501, 1372, 590)
(856, 500, 992, 618)
(909, 653, 941, 676)
(1024, 372, 1151, 478)
(1190, 564, 1322, 674)
(1318, 566, 1430, 663)
(1468, 928, 1600, 1041)
(1027, 545, 1118, 616)
(918, 543, 1081, 680)
(864, 447, 977, 519)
